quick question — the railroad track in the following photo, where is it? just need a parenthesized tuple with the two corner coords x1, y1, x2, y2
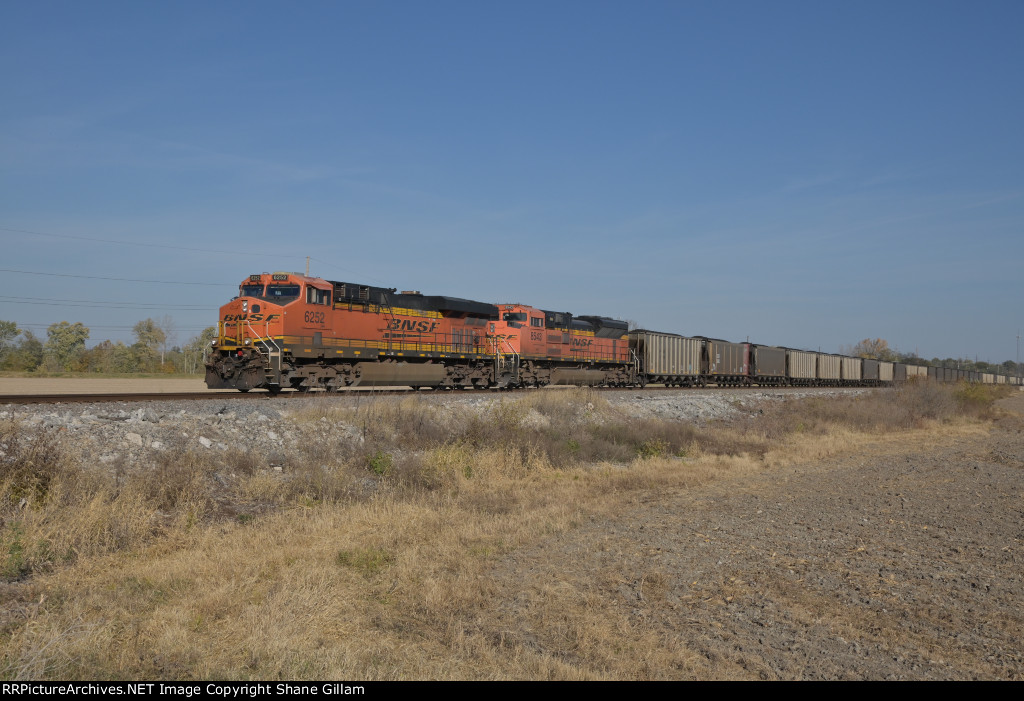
(0, 385, 868, 406)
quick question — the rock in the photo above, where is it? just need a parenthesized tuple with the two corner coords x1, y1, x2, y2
(125, 432, 144, 447)
(198, 436, 213, 448)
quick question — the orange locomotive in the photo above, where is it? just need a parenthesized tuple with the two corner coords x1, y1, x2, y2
(205, 272, 634, 393)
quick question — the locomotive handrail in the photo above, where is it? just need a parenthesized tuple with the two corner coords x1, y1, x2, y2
(244, 318, 281, 386)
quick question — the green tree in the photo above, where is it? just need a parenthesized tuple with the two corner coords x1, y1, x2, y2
(0, 320, 19, 364)
(3, 329, 42, 371)
(43, 321, 90, 370)
(897, 351, 926, 366)
(132, 318, 167, 372)
(15, 331, 43, 371)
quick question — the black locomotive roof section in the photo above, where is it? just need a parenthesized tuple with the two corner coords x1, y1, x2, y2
(424, 295, 499, 318)
(576, 315, 628, 338)
(330, 280, 497, 319)
(576, 315, 628, 330)
(542, 310, 572, 330)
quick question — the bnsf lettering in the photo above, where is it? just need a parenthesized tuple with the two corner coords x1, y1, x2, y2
(222, 313, 280, 323)
(572, 338, 593, 347)
(387, 320, 440, 333)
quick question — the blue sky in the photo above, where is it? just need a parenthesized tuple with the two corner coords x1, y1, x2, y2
(2, 1, 1022, 362)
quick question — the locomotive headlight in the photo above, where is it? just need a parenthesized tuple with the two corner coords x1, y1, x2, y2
(244, 338, 251, 345)
(242, 300, 249, 311)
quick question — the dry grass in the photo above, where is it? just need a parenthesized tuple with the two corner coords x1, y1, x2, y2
(0, 383, 1009, 679)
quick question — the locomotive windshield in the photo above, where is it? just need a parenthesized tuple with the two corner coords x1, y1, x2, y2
(241, 285, 264, 298)
(266, 284, 301, 302)
(503, 312, 527, 322)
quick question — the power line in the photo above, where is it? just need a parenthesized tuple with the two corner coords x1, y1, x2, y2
(0, 269, 228, 286)
(11, 322, 211, 332)
(2, 226, 391, 286)
(308, 257, 389, 285)
(0, 296, 211, 310)
(0, 226, 307, 260)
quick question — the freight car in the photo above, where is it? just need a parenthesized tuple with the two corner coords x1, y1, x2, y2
(205, 272, 1022, 392)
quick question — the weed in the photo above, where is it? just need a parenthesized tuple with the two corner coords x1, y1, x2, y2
(1, 523, 28, 580)
(336, 547, 395, 575)
(637, 439, 669, 460)
(367, 450, 394, 477)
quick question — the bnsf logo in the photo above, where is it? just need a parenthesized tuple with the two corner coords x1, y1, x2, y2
(572, 338, 593, 347)
(222, 313, 281, 322)
(388, 320, 440, 332)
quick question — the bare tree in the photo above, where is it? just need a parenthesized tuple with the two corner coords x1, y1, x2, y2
(158, 314, 177, 366)
(851, 338, 896, 361)
(184, 326, 217, 374)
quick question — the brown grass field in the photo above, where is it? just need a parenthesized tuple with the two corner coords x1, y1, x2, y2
(0, 382, 1021, 679)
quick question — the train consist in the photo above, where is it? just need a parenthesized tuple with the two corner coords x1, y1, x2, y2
(205, 272, 1022, 393)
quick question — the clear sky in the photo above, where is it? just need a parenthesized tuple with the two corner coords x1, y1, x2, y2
(2, 1, 1022, 362)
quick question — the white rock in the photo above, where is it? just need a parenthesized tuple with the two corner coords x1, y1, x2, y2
(125, 432, 143, 447)
(198, 436, 213, 448)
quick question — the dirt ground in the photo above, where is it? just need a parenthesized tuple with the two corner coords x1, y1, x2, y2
(0, 377, 221, 395)
(479, 393, 1024, 680)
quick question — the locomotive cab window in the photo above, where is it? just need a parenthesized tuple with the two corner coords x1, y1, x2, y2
(531, 317, 543, 328)
(306, 287, 331, 305)
(503, 312, 527, 322)
(266, 284, 300, 303)
(241, 285, 264, 298)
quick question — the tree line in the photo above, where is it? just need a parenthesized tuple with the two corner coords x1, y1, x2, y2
(844, 338, 1021, 376)
(0, 318, 216, 375)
